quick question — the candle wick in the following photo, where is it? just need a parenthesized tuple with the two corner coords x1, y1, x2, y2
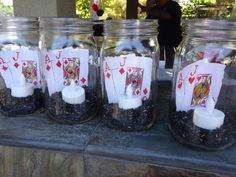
(70, 80, 76, 91)
(206, 96, 215, 114)
(126, 84, 133, 98)
(20, 74, 26, 86)
(203, 58, 209, 64)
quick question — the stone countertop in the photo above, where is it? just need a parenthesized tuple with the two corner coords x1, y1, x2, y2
(0, 81, 235, 176)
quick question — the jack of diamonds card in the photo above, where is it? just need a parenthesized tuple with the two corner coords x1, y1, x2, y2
(22, 60, 38, 87)
(125, 67, 144, 96)
(127, 56, 152, 99)
(63, 57, 80, 86)
(104, 55, 153, 103)
(2, 50, 22, 85)
(61, 48, 89, 88)
(18, 48, 42, 88)
(0, 48, 41, 89)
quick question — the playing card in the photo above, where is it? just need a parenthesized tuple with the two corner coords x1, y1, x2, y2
(0, 56, 13, 88)
(176, 60, 225, 111)
(22, 60, 38, 86)
(104, 57, 126, 103)
(125, 67, 144, 96)
(44, 47, 89, 96)
(5, 51, 21, 84)
(191, 74, 212, 107)
(104, 55, 153, 103)
(103, 60, 115, 103)
(63, 57, 80, 86)
(19, 48, 41, 88)
(175, 68, 189, 111)
(127, 56, 152, 99)
(42, 50, 57, 95)
(61, 47, 89, 87)
(0, 48, 41, 88)
(187, 44, 233, 63)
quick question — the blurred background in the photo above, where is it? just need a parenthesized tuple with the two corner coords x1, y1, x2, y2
(0, 0, 235, 19)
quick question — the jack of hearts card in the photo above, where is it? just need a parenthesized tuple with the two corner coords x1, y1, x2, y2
(175, 60, 225, 112)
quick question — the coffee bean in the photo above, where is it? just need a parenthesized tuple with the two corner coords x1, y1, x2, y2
(0, 88, 43, 116)
(103, 100, 154, 131)
(168, 101, 236, 150)
(45, 87, 98, 124)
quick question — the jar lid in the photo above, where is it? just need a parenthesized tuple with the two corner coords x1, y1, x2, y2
(185, 19, 236, 41)
(40, 18, 93, 34)
(0, 17, 39, 31)
(104, 19, 158, 36)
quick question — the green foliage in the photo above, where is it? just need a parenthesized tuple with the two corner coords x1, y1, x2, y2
(180, 0, 234, 19)
(75, 0, 234, 19)
(75, 0, 148, 19)
(100, 0, 126, 19)
(0, 1, 13, 16)
(180, 2, 198, 18)
(76, 0, 90, 18)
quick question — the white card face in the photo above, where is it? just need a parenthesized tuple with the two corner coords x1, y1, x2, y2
(0, 48, 41, 88)
(175, 60, 226, 112)
(104, 56, 153, 104)
(43, 47, 89, 96)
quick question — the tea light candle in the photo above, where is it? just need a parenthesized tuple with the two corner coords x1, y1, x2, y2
(118, 85, 142, 110)
(11, 74, 34, 98)
(62, 80, 85, 104)
(193, 97, 225, 130)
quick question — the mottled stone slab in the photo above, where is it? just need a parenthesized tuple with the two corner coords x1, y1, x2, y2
(0, 145, 84, 177)
(87, 81, 236, 176)
(85, 155, 228, 177)
(0, 81, 234, 176)
(0, 113, 101, 152)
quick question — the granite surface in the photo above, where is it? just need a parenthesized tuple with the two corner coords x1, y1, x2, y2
(0, 81, 235, 177)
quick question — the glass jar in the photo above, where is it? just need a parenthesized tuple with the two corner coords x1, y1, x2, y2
(169, 19, 236, 150)
(100, 20, 159, 131)
(0, 17, 43, 116)
(40, 18, 99, 124)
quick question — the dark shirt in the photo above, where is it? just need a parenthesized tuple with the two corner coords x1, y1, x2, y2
(147, 0, 182, 47)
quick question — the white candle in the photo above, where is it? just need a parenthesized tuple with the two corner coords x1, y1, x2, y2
(11, 74, 34, 98)
(193, 97, 225, 130)
(118, 85, 142, 110)
(62, 80, 85, 104)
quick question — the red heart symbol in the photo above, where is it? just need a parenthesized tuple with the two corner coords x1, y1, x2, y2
(177, 82, 182, 89)
(189, 77, 195, 84)
(197, 76, 201, 81)
(201, 100, 206, 104)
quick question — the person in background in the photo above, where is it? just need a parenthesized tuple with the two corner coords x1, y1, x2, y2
(138, 0, 182, 69)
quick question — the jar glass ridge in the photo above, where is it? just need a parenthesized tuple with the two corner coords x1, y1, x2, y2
(40, 18, 99, 124)
(169, 19, 236, 150)
(101, 20, 159, 131)
(0, 17, 43, 116)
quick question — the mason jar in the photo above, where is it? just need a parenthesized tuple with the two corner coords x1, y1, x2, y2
(100, 20, 159, 131)
(40, 18, 99, 124)
(0, 17, 43, 116)
(169, 19, 236, 150)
